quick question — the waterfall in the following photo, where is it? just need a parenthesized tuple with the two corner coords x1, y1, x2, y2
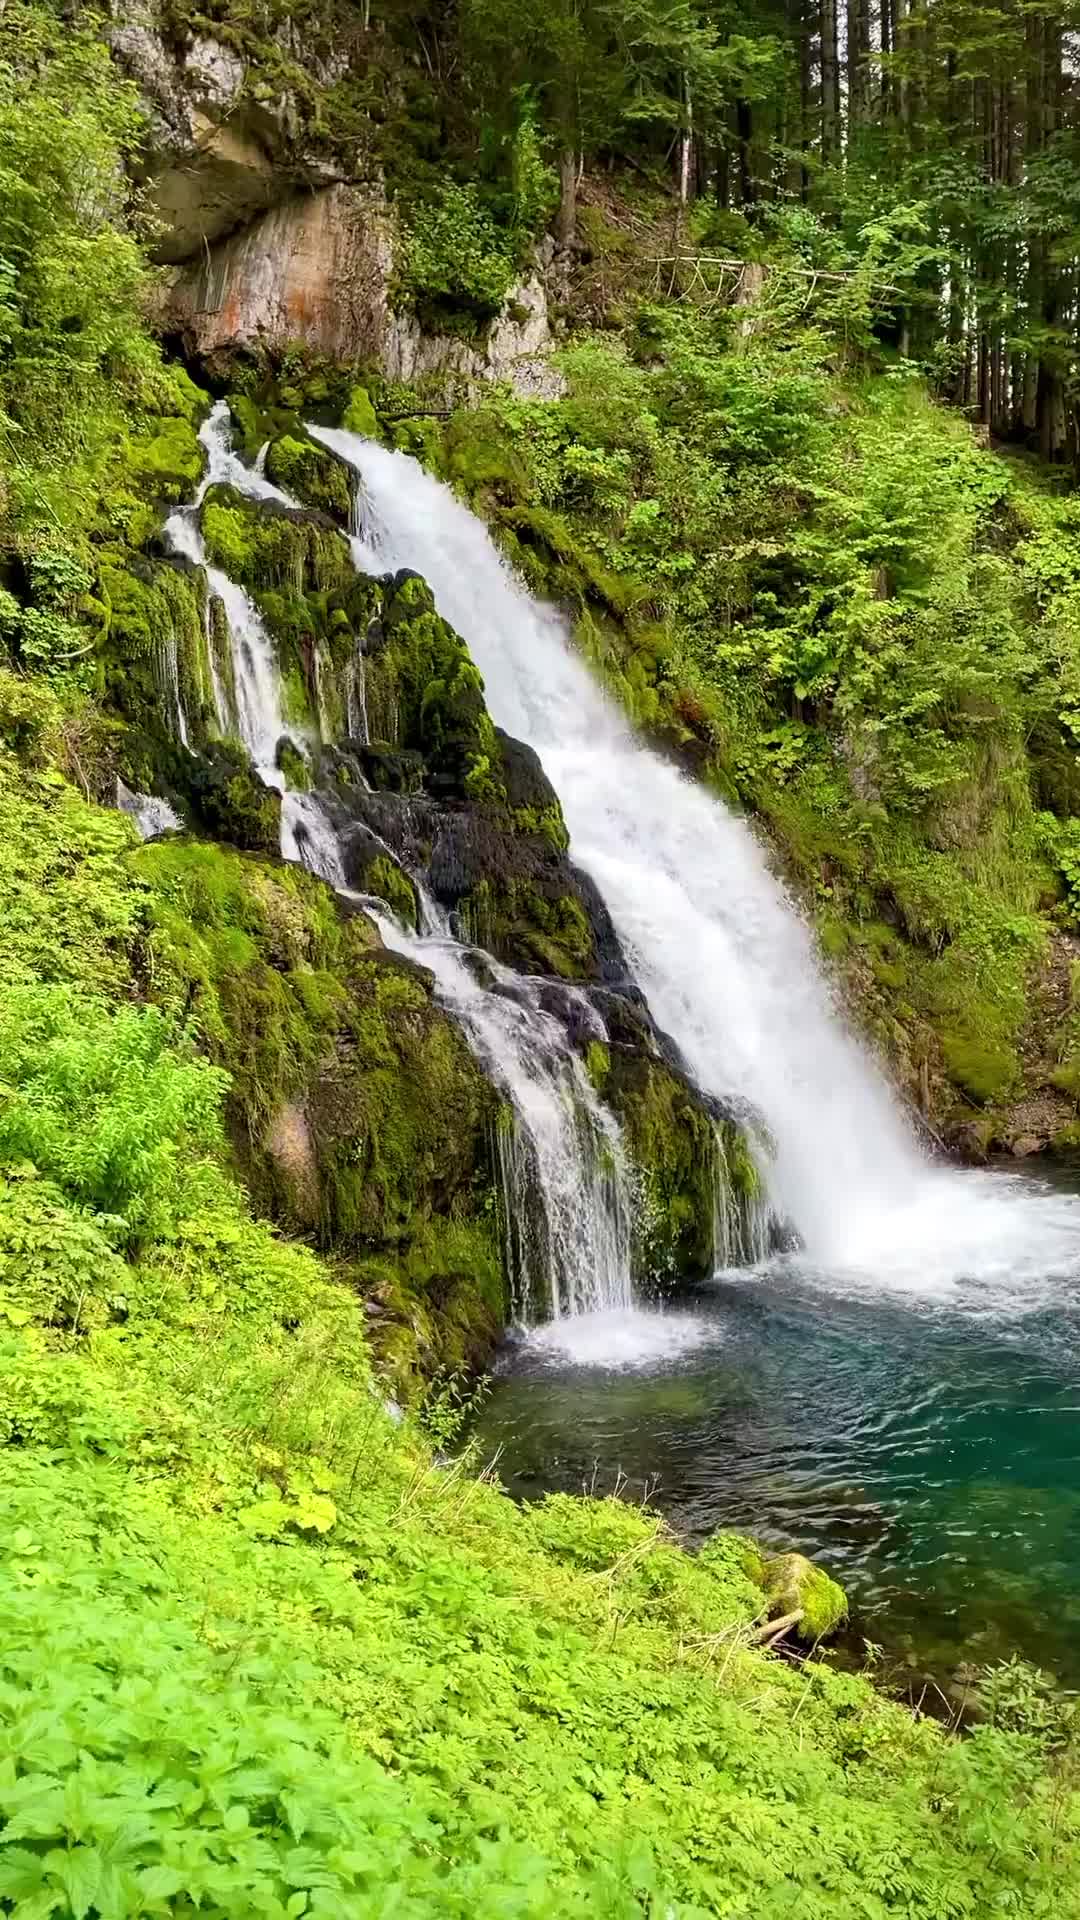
(162, 403, 635, 1326)
(310, 425, 1080, 1293)
(380, 910, 633, 1320)
(164, 404, 296, 780)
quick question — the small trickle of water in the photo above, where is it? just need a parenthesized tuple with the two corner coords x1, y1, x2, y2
(346, 647, 368, 742)
(280, 790, 347, 887)
(116, 777, 182, 841)
(712, 1128, 771, 1271)
(376, 905, 635, 1322)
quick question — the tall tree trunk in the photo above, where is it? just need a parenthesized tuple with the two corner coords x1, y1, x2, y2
(821, 0, 840, 160)
(556, 147, 577, 248)
(678, 74, 693, 205)
(880, 0, 892, 119)
(736, 97, 755, 205)
(799, 0, 813, 197)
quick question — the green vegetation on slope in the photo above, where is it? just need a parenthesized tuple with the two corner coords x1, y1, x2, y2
(0, 751, 1079, 1916)
(3, 2, 1080, 1911)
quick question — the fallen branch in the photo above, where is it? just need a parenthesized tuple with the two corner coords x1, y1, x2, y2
(646, 256, 905, 297)
(749, 1608, 804, 1649)
(380, 408, 453, 422)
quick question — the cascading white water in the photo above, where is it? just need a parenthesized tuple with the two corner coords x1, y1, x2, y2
(381, 912, 633, 1320)
(116, 777, 181, 841)
(164, 403, 294, 776)
(165, 405, 635, 1324)
(312, 425, 1080, 1301)
(280, 805, 633, 1321)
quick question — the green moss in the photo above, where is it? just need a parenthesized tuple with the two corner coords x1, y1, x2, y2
(605, 1051, 721, 1282)
(310, 950, 497, 1254)
(499, 501, 650, 618)
(200, 500, 254, 581)
(343, 385, 379, 437)
(354, 1214, 504, 1393)
(265, 434, 353, 522)
(98, 555, 217, 748)
(698, 1529, 768, 1599)
(461, 876, 598, 980)
(227, 392, 267, 460)
(134, 841, 495, 1287)
(180, 744, 282, 854)
(366, 572, 500, 789)
(760, 1551, 849, 1644)
(200, 486, 363, 721)
(129, 416, 204, 502)
(363, 853, 419, 930)
(941, 1033, 1020, 1106)
(585, 1039, 611, 1090)
(277, 738, 312, 791)
(133, 835, 351, 1140)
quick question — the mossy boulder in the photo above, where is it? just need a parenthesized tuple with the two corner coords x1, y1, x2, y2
(132, 837, 503, 1371)
(265, 434, 353, 523)
(308, 947, 497, 1248)
(124, 366, 209, 505)
(200, 484, 375, 734)
(201, 486, 354, 601)
(343, 384, 379, 438)
(759, 1552, 848, 1644)
(605, 1050, 728, 1282)
(98, 553, 217, 749)
(941, 1032, 1020, 1106)
(365, 571, 501, 796)
(495, 730, 569, 852)
(128, 416, 204, 504)
(345, 834, 420, 930)
(177, 743, 282, 854)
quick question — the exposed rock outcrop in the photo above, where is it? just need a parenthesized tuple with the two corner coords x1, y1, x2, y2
(164, 185, 394, 364)
(110, 4, 354, 263)
(164, 185, 562, 394)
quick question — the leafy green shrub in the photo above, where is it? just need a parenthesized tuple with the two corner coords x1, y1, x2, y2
(398, 183, 516, 327)
(0, 1175, 129, 1332)
(978, 1656, 1079, 1755)
(0, 986, 228, 1241)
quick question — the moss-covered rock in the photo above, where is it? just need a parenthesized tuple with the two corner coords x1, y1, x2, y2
(345, 835, 420, 930)
(265, 433, 353, 522)
(605, 1049, 728, 1282)
(132, 835, 504, 1372)
(178, 742, 282, 853)
(129, 416, 204, 503)
(759, 1551, 849, 1644)
(200, 484, 374, 736)
(343, 384, 379, 438)
(366, 570, 501, 796)
(98, 552, 218, 750)
(309, 946, 497, 1247)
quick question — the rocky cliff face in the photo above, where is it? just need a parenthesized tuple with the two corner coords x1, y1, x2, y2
(113, 5, 561, 391)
